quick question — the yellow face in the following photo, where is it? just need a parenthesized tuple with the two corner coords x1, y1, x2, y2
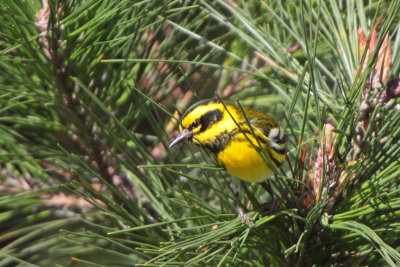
(169, 99, 237, 150)
(180, 100, 238, 147)
(180, 101, 225, 142)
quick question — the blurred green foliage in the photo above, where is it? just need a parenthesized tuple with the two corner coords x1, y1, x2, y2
(1, 0, 400, 266)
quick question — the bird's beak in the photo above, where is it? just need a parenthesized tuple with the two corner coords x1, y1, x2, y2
(169, 129, 192, 148)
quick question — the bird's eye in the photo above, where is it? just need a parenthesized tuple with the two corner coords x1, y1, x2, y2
(192, 119, 200, 129)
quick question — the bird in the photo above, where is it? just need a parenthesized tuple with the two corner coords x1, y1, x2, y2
(169, 98, 287, 224)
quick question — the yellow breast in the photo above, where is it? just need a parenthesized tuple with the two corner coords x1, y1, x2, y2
(215, 134, 284, 182)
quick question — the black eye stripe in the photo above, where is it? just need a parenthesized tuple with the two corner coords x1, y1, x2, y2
(193, 109, 223, 134)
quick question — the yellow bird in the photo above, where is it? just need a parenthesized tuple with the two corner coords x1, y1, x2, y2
(169, 98, 287, 182)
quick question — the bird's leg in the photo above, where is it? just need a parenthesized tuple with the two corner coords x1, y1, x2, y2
(261, 179, 287, 212)
(232, 179, 255, 227)
(261, 180, 277, 208)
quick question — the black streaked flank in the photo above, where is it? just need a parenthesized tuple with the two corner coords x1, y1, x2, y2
(271, 146, 285, 155)
(268, 151, 283, 167)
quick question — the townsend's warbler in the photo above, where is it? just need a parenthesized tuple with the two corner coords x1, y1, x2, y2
(169, 98, 287, 182)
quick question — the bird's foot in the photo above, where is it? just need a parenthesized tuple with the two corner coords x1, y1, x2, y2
(238, 207, 255, 227)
